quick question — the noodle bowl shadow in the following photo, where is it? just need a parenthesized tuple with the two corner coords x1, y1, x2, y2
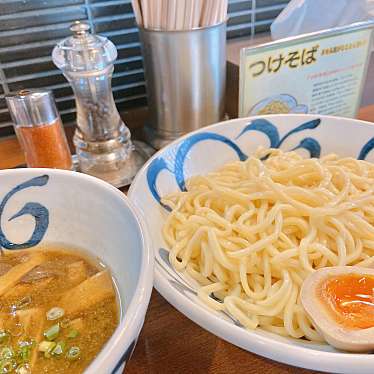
(129, 114, 374, 374)
(0, 168, 153, 373)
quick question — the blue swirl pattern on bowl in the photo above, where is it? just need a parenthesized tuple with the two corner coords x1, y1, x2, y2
(147, 117, 374, 207)
(359, 137, 374, 160)
(0, 175, 49, 250)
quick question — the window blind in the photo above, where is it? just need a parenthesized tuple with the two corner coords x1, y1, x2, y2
(0, 0, 289, 136)
(227, 0, 289, 38)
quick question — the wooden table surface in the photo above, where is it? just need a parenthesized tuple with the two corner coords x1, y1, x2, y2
(1, 107, 373, 374)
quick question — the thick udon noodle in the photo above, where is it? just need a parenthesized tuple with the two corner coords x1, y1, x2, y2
(162, 148, 374, 341)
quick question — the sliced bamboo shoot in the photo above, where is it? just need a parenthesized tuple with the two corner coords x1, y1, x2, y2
(67, 261, 88, 286)
(0, 253, 46, 296)
(17, 308, 45, 368)
(59, 270, 114, 316)
(3, 277, 53, 300)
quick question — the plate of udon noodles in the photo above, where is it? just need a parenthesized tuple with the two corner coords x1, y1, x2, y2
(128, 114, 374, 374)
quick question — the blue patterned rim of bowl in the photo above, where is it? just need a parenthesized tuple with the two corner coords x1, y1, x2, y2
(146, 117, 374, 210)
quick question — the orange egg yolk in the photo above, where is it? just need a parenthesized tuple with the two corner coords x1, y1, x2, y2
(318, 273, 374, 329)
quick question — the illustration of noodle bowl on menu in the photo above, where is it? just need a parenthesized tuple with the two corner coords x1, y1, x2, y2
(249, 94, 308, 116)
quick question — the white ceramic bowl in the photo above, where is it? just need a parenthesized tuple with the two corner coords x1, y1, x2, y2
(129, 114, 374, 374)
(0, 168, 153, 373)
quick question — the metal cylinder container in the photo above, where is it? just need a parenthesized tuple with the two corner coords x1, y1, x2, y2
(140, 21, 227, 149)
(6, 90, 59, 127)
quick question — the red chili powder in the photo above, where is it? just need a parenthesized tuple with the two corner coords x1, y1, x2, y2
(18, 119, 72, 169)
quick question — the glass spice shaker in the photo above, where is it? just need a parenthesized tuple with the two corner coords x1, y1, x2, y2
(5, 90, 73, 170)
(52, 21, 144, 187)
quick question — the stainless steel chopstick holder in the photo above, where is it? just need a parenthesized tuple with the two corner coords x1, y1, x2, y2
(139, 21, 226, 149)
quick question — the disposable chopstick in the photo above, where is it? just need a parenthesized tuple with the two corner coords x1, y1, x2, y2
(167, 0, 177, 30)
(176, 0, 186, 30)
(161, 0, 169, 30)
(211, 0, 220, 25)
(134, 0, 227, 31)
(199, 0, 206, 27)
(203, 0, 214, 27)
(140, 0, 149, 28)
(131, 0, 143, 26)
(192, 0, 202, 28)
(185, 0, 194, 29)
(148, 0, 154, 28)
(220, 0, 228, 23)
(155, 0, 162, 29)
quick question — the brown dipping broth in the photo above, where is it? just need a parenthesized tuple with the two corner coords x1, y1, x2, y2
(0, 247, 119, 374)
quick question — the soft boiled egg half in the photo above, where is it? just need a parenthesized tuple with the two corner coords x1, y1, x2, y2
(301, 266, 374, 352)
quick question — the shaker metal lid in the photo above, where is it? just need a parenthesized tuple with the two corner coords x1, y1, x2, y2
(5, 89, 58, 127)
(52, 21, 117, 72)
(70, 21, 91, 37)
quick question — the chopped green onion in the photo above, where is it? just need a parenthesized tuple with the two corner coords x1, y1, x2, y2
(15, 364, 30, 374)
(0, 347, 14, 360)
(0, 331, 9, 345)
(43, 324, 59, 341)
(17, 345, 31, 363)
(44, 346, 56, 359)
(46, 307, 64, 321)
(39, 341, 57, 359)
(66, 346, 80, 361)
(67, 329, 79, 339)
(51, 341, 65, 356)
(38, 341, 55, 353)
